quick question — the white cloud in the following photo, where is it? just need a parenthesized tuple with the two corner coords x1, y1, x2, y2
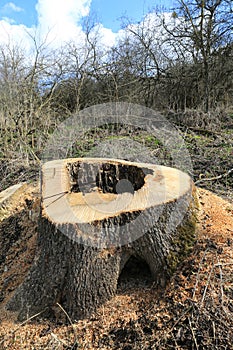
(0, 19, 34, 50)
(1, 16, 16, 24)
(0, 0, 95, 53)
(3, 2, 23, 13)
(35, 0, 92, 45)
(95, 24, 118, 48)
(0, 0, 136, 54)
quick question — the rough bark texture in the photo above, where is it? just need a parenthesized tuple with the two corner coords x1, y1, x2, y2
(7, 158, 198, 321)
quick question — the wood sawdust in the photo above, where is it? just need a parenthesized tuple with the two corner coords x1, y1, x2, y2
(0, 185, 232, 349)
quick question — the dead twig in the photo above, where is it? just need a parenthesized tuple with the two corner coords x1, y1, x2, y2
(188, 317, 199, 350)
(192, 248, 210, 300)
(200, 262, 215, 307)
(51, 332, 70, 347)
(56, 302, 79, 349)
(195, 168, 233, 185)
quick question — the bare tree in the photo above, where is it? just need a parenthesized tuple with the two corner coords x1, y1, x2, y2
(0, 36, 67, 167)
(163, 0, 233, 112)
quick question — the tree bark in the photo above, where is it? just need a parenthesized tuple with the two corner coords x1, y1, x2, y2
(7, 158, 198, 321)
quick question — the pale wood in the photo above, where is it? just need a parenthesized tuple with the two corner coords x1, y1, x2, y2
(0, 183, 25, 210)
(43, 158, 192, 223)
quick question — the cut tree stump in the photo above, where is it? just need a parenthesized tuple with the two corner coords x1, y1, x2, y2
(7, 158, 198, 321)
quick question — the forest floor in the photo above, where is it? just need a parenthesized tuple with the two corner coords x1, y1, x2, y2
(0, 183, 232, 349)
(0, 115, 232, 349)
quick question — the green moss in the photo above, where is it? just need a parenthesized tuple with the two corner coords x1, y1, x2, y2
(133, 134, 162, 147)
(166, 191, 199, 275)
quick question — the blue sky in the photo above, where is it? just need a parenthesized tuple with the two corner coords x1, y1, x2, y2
(0, 0, 175, 49)
(90, 0, 175, 31)
(0, 0, 175, 29)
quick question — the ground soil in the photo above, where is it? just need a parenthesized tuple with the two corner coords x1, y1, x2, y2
(0, 183, 232, 349)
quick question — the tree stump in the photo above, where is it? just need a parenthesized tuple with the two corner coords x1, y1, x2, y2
(7, 158, 198, 321)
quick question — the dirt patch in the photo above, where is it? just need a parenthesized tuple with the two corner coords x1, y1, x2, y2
(0, 185, 232, 349)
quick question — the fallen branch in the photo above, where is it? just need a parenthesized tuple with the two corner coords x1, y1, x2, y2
(195, 168, 233, 185)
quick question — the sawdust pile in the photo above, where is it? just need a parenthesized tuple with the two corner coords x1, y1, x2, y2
(0, 184, 232, 349)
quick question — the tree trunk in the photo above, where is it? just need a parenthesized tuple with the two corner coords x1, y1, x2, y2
(7, 158, 198, 321)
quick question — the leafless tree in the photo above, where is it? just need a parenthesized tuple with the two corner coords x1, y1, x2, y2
(163, 0, 233, 112)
